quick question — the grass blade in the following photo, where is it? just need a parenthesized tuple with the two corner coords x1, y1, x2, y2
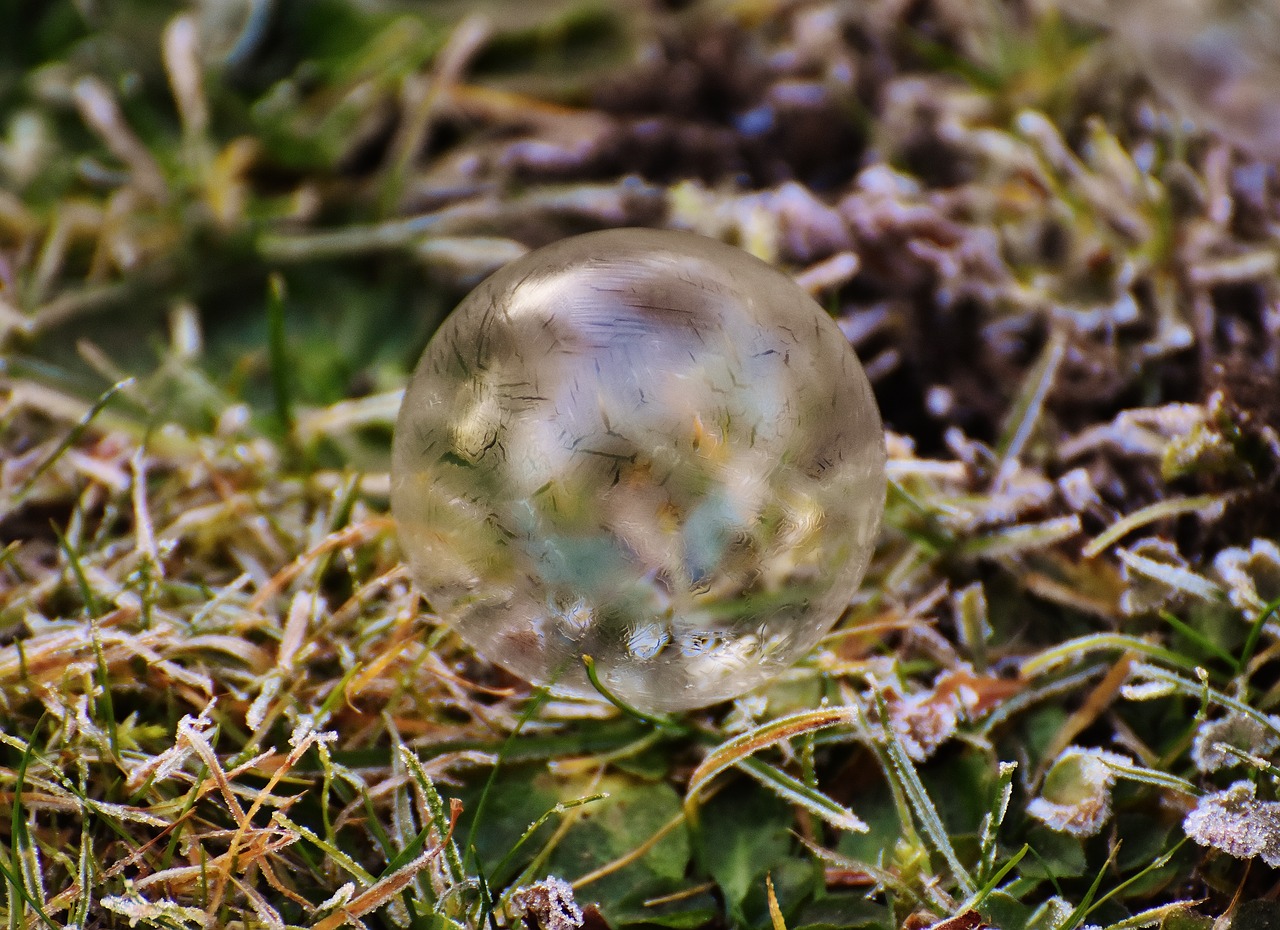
(977, 762, 1017, 884)
(1021, 634, 1201, 677)
(400, 745, 468, 887)
(1084, 495, 1229, 559)
(873, 690, 977, 898)
(737, 757, 868, 833)
(464, 688, 550, 873)
(14, 378, 134, 501)
(686, 707, 852, 804)
(1129, 662, 1280, 743)
(266, 272, 293, 439)
(996, 327, 1065, 466)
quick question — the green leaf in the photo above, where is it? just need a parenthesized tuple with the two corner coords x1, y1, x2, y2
(978, 892, 1035, 930)
(1020, 826, 1086, 881)
(699, 786, 796, 924)
(546, 778, 689, 906)
(607, 885, 719, 930)
(1232, 902, 1280, 930)
(789, 892, 892, 930)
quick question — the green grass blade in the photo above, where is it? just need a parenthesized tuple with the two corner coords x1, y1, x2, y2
(968, 844, 1029, 911)
(582, 654, 686, 732)
(874, 691, 977, 898)
(737, 757, 868, 833)
(1240, 596, 1280, 670)
(400, 745, 466, 886)
(1078, 839, 1187, 925)
(266, 272, 294, 439)
(1061, 843, 1121, 930)
(977, 762, 1017, 884)
(1156, 610, 1239, 670)
(686, 707, 853, 804)
(996, 328, 1065, 464)
(14, 378, 134, 501)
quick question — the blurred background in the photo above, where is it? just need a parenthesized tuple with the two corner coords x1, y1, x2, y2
(3, 0, 1276, 475)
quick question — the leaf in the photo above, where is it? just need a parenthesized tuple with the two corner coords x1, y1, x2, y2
(789, 892, 892, 930)
(1191, 714, 1280, 774)
(699, 786, 796, 922)
(1231, 901, 1280, 930)
(457, 767, 560, 880)
(546, 779, 689, 906)
(1019, 827, 1087, 881)
(1183, 782, 1280, 866)
(606, 886, 719, 930)
(1027, 747, 1131, 837)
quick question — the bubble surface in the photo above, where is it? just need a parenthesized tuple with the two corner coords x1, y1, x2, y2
(392, 228, 885, 711)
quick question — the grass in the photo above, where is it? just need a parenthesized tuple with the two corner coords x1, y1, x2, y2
(3, 0, 1280, 928)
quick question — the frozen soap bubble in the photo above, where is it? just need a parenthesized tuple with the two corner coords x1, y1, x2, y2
(392, 228, 885, 712)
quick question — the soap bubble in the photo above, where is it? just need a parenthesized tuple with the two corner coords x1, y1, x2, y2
(392, 228, 885, 712)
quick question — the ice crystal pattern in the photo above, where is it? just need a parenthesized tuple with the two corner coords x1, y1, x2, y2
(1028, 747, 1131, 838)
(392, 229, 886, 711)
(1184, 781, 1280, 867)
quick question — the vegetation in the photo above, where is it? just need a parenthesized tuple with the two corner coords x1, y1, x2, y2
(2, 1, 1279, 928)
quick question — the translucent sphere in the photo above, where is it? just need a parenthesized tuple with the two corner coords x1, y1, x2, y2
(392, 228, 885, 712)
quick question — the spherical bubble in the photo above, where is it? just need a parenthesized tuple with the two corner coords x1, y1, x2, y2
(392, 228, 885, 712)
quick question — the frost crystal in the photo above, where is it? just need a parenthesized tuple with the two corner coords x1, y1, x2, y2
(1214, 539, 1280, 614)
(1118, 537, 1191, 616)
(1027, 747, 1131, 837)
(1184, 782, 1280, 867)
(888, 686, 961, 762)
(510, 876, 584, 930)
(1191, 714, 1280, 773)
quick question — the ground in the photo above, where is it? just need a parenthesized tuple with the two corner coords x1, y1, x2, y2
(2, 1, 1280, 928)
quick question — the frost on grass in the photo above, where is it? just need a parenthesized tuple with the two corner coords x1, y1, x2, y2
(883, 669, 998, 761)
(1191, 714, 1280, 773)
(1183, 782, 1280, 867)
(1214, 539, 1280, 614)
(1028, 747, 1131, 837)
(1118, 537, 1198, 616)
(122, 702, 216, 792)
(101, 893, 208, 928)
(5, 0, 1280, 923)
(887, 686, 961, 762)
(510, 876, 584, 930)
